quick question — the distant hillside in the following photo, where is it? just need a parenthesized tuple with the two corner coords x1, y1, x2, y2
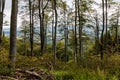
(3, 26, 22, 37)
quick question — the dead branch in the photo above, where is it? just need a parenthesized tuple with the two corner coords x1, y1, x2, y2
(16, 69, 43, 80)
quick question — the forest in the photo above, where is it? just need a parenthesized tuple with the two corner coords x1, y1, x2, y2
(0, 0, 120, 79)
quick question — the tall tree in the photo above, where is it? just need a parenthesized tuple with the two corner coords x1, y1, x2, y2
(116, 6, 119, 52)
(0, 0, 5, 44)
(38, 0, 49, 54)
(74, 0, 78, 62)
(105, 0, 108, 41)
(78, 0, 83, 60)
(95, 13, 100, 55)
(9, 0, 18, 72)
(29, 0, 35, 57)
(100, 0, 105, 60)
(53, 0, 58, 64)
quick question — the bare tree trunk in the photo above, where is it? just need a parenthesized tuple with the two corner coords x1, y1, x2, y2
(9, 0, 18, 73)
(41, 2, 45, 54)
(78, 0, 82, 61)
(24, 26, 27, 56)
(52, 9, 54, 53)
(29, 0, 32, 57)
(44, 20, 48, 53)
(74, 0, 78, 62)
(105, 0, 108, 41)
(29, 0, 34, 57)
(64, 8, 68, 62)
(101, 0, 105, 60)
(53, 0, 57, 64)
(38, 0, 44, 55)
(38, 0, 49, 54)
(116, 9, 119, 52)
(31, 3, 34, 56)
(95, 13, 99, 55)
(0, 0, 5, 44)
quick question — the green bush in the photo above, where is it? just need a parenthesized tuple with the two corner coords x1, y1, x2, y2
(0, 63, 10, 75)
(54, 71, 74, 80)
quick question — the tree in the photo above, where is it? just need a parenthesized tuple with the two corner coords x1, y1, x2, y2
(9, 0, 18, 73)
(53, 0, 58, 64)
(38, 0, 49, 54)
(78, 0, 83, 61)
(0, 0, 5, 44)
(74, 0, 78, 62)
(105, 0, 108, 42)
(29, 0, 35, 57)
(20, 19, 30, 56)
(100, 0, 105, 60)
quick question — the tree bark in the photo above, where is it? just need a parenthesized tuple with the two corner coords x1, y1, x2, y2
(74, 0, 78, 62)
(38, 0, 49, 54)
(101, 0, 105, 60)
(64, 8, 68, 62)
(29, 0, 34, 57)
(105, 0, 108, 41)
(0, 0, 5, 44)
(9, 0, 18, 72)
(53, 0, 57, 64)
(95, 13, 99, 55)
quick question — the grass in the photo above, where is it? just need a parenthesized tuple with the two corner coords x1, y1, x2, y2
(0, 46, 120, 80)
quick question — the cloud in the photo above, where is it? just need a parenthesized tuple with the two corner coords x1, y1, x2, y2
(4, 0, 21, 27)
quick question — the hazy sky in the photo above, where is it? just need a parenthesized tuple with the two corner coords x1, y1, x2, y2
(3, 0, 120, 28)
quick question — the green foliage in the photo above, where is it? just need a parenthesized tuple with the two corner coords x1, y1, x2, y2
(54, 71, 74, 80)
(0, 47, 10, 75)
(54, 69, 106, 80)
(56, 41, 72, 62)
(0, 63, 10, 75)
(2, 37, 10, 50)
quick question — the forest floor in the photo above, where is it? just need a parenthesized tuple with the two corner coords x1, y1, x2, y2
(0, 50, 120, 80)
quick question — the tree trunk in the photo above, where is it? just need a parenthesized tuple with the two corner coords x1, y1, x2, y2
(29, 0, 35, 57)
(64, 8, 68, 62)
(0, 0, 5, 44)
(9, 0, 18, 73)
(78, 0, 83, 61)
(44, 20, 48, 53)
(52, 9, 54, 53)
(116, 9, 119, 52)
(101, 0, 105, 60)
(74, 0, 78, 62)
(39, 0, 45, 54)
(105, 0, 108, 41)
(53, 0, 57, 64)
(95, 13, 99, 55)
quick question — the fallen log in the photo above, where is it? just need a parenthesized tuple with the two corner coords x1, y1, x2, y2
(0, 76, 18, 80)
(16, 69, 43, 80)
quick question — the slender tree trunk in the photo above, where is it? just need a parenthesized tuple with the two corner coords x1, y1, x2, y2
(52, 9, 54, 53)
(64, 8, 68, 62)
(9, 0, 18, 73)
(95, 14, 99, 55)
(31, 3, 34, 56)
(0, 0, 5, 44)
(101, 0, 105, 60)
(39, 0, 46, 54)
(44, 20, 48, 52)
(29, 0, 32, 56)
(41, 6, 45, 54)
(74, 0, 78, 62)
(116, 9, 119, 52)
(29, 0, 34, 57)
(24, 26, 27, 56)
(53, 0, 57, 64)
(105, 0, 108, 41)
(78, 0, 82, 61)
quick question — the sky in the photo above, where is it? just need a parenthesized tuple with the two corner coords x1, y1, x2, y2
(3, 0, 120, 28)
